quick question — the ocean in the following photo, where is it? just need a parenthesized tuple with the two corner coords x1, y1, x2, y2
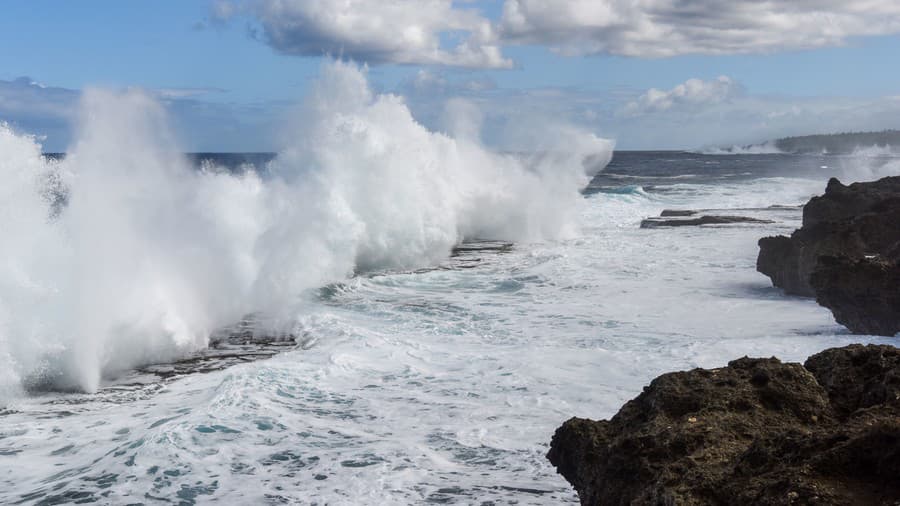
(2, 63, 900, 505)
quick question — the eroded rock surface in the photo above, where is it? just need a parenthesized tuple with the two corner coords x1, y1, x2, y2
(548, 344, 900, 506)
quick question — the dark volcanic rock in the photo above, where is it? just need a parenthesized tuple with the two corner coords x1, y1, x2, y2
(810, 256, 900, 336)
(757, 177, 900, 297)
(803, 344, 900, 417)
(642, 215, 773, 228)
(660, 209, 698, 217)
(803, 177, 900, 228)
(548, 344, 900, 506)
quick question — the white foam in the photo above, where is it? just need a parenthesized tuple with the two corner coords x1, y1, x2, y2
(696, 141, 783, 155)
(831, 146, 900, 182)
(0, 61, 612, 397)
(2, 173, 891, 505)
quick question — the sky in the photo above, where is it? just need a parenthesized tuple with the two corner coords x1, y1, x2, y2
(1, 0, 900, 151)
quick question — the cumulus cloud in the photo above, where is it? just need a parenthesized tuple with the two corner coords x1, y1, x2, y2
(227, 1, 900, 66)
(499, 0, 900, 57)
(247, 0, 511, 68)
(621, 76, 739, 116)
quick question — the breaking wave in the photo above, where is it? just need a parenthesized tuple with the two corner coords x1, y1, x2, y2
(0, 61, 612, 399)
(696, 142, 783, 155)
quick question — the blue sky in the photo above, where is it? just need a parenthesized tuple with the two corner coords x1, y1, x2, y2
(2, 1, 900, 151)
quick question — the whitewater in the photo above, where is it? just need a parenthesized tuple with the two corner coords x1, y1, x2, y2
(1, 62, 898, 504)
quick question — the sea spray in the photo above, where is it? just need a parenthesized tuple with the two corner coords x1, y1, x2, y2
(834, 145, 900, 182)
(0, 61, 613, 398)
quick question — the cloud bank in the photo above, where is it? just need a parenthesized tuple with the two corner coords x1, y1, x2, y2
(499, 1, 900, 58)
(223, 1, 900, 67)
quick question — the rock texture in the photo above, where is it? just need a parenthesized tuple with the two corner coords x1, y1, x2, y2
(810, 256, 900, 337)
(757, 176, 900, 334)
(548, 344, 900, 506)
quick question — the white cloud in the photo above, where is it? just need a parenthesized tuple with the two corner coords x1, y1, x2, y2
(621, 76, 738, 116)
(410, 69, 449, 93)
(249, 0, 511, 68)
(226, 1, 900, 66)
(405, 69, 497, 96)
(499, 0, 900, 57)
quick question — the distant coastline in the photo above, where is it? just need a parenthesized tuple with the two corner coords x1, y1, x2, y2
(702, 129, 900, 155)
(774, 129, 900, 154)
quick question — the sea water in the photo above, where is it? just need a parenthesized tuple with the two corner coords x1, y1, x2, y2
(1, 63, 898, 504)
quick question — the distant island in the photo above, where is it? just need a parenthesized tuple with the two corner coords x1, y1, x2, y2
(707, 129, 900, 154)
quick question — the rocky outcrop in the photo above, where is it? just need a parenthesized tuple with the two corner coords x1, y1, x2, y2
(757, 177, 900, 296)
(642, 214, 773, 228)
(548, 344, 900, 506)
(756, 177, 900, 334)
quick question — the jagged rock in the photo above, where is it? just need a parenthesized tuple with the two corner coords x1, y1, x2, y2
(757, 176, 900, 316)
(803, 177, 900, 228)
(642, 215, 773, 228)
(548, 344, 900, 506)
(756, 177, 900, 336)
(803, 344, 900, 416)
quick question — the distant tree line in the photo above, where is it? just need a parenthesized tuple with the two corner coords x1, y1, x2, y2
(774, 129, 900, 154)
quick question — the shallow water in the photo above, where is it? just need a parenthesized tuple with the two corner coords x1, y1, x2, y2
(2, 153, 895, 504)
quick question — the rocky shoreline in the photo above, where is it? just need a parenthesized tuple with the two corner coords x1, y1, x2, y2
(550, 178, 900, 504)
(757, 176, 900, 335)
(547, 344, 900, 505)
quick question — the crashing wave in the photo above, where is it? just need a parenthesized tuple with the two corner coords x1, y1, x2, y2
(0, 61, 613, 399)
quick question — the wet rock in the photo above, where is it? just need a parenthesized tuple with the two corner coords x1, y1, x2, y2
(757, 176, 900, 297)
(660, 209, 698, 217)
(642, 215, 773, 228)
(548, 344, 900, 506)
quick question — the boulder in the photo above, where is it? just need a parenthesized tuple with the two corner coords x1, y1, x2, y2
(548, 344, 900, 506)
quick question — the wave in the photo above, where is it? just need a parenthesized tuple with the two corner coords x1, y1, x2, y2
(592, 184, 649, 196)
(830, 146, 900, 183)
(695, 142, 783, 155)
(846, 144, 900, 158)
(0, 61, 613, 400)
